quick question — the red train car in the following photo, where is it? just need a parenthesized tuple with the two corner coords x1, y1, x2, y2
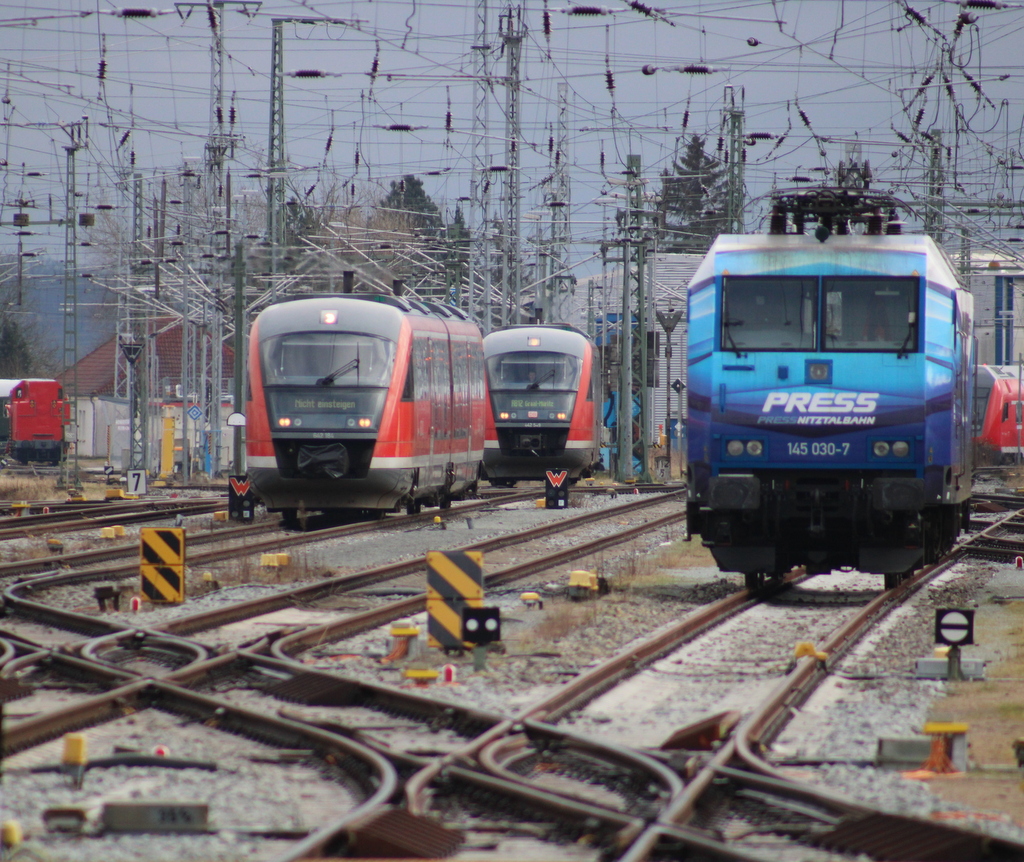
(483, 325, 602, 485)
(974, 364, 1024, 465)
(246, 294, 486, 523)
(0, 378, 66, 465)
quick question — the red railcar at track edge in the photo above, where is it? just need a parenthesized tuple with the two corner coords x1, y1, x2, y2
(0, 378, 66, 465)
(974, 364, 1024, 465)
(482, 324, 602, 486)
(246, 294, 486, 524)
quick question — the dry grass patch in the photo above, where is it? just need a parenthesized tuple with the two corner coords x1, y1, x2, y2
(610, 536, 717, 590)
(0, 474, 58, 501)
(504, 598, 605, 654)
(930, 601, 1024, 768)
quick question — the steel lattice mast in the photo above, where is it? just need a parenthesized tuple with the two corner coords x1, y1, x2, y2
(724, 85, 745, 235)
(549, 82, 571, 324)
(500, 6, 523, 327)
(468, 0, 492, 330)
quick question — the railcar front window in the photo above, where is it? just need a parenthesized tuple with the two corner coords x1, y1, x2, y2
(721, 277, 817, 352)
(823, 277, 918, 353)
(486, 352, 581, 391)
(261, 333, 395, 387)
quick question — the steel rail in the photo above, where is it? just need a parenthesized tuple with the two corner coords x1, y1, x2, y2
(268, 503, 688, 660)
(151, 488, 684, 641)
(616, 519, 1024, 862)
(1, 677, 398, 825)
(400, 558, 790, 820)
(0, 491, 531, 580)
(0, 497, 226, 540)
(78, 629, 211, 672)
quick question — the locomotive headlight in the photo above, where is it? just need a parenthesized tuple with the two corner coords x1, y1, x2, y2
(873, 440, 890, 457)
(808, 363, 830, 381)
(499, 412, 510, 420)
(891, 440, 910, 457)
(358, 418, 372, 428)
(278, 417, 292, 427)
(320, 310, 338, 324)
(726, 439, 744, 456)
(746, 440, 763, 456)
(556, 412, 567, 420)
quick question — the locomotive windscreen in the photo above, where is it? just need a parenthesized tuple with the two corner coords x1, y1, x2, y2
(823, 277, 918, 352)
(721, 275, 918, 353)
(722, 277, 817, 351)
(261, 333, 395, 387)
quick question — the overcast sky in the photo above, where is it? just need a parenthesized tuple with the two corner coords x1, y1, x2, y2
(3, 0, 1024, 275)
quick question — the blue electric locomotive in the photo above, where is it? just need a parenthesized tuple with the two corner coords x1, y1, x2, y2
(686, 189, 974, 589)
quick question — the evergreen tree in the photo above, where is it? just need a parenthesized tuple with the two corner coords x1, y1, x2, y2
(380, 175, 442, 232)
(0, 314, 35, 378)
(658, 136, 728, 253)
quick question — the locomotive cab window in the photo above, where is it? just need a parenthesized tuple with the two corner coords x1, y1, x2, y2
(721, 277, 817, 352)
(823, 277, 918, 353)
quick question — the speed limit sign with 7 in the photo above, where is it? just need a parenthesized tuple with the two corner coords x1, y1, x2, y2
(935, 609, 974, 646)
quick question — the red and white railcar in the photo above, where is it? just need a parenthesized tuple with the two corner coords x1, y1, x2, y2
(975, 364, 1024, 465)
(246, 294, 485, 522)
(483, 325, 602, 485)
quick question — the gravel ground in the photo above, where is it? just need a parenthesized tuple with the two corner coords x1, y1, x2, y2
(0, 709, 359, 862)
(6, 486, 1024, 857)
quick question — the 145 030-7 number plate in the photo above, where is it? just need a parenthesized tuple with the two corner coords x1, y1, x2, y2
(787, 441, 850, 457)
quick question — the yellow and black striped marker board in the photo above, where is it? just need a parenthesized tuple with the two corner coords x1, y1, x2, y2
(426, 550, 483, 649)
(140, 527, 186, 603)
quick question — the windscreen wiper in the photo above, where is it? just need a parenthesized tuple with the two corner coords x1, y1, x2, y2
(722, 318, 744, 358)
(896, 312, 917, 359)
(316, 357, 359, 386)
(528, 369, 556, 389)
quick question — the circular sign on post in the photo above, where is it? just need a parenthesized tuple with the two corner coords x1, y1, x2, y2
(935, 609, 974, 646)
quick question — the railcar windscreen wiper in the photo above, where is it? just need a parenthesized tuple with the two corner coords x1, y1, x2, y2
(317, 355, 360, 386)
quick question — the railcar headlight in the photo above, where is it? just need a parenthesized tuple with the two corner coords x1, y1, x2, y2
(891, 440, 910, 457)
(278, 417, 292, 427)
(726, 440, 744, 456)
(556, 412, 567, 420)
(499, 412, 510, 420)
(358, 418, 372, 428)
(873, 440, 890, 457)
(320, 310, 338, 324)
(746, 440, 763, 456)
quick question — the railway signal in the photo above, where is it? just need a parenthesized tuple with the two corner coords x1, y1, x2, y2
(228, 474, 255, 522)
(545, 469, 569, 509)
(935, 608, 975, 682)
(461, 606, 501, 646)
(935, 609, 974, 646)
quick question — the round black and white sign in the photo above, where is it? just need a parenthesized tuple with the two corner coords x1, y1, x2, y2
(935, 609, 974, 646)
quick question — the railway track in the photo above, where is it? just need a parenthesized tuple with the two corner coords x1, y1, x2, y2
(0, 496, 228, 541)
(0, 489, 684, 656)
(1, 490, 1023, 860)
